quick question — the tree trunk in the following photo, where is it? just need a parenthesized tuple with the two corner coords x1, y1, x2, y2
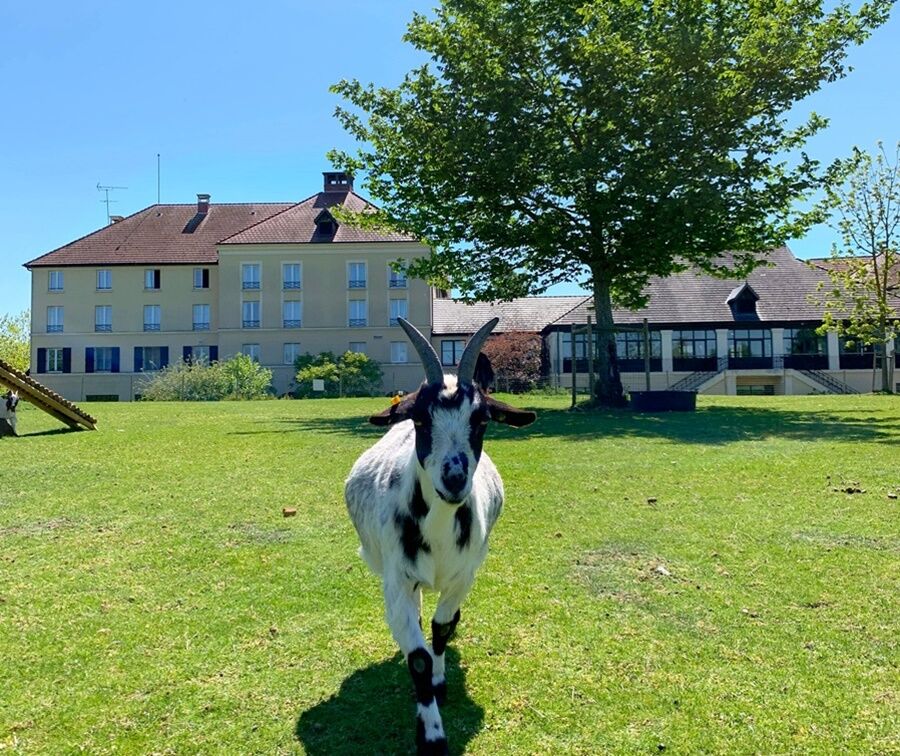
(882, 338, 893, 393)
(591, 273, 626, 407)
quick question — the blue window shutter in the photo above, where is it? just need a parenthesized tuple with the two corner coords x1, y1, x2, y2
(160, 347, 169, 369)
(36, 348, 47, 373)
(134, 347, 143, 373)
(85, 348, 95, 374)
(210, 346, 219, 363)
(183, 346, 192, 363)
(111, 347, 120, 374)
(62, 348, 72, 373)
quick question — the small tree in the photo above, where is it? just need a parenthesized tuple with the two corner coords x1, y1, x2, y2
(0, 310, 30, 372)
(482, 333, 543, 393)
(294, 351, 384, 397)
(221, 354, 274, 399)
(817, 143, 899, 393)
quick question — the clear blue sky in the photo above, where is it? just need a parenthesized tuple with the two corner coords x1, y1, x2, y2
(1, 1, 897, 318)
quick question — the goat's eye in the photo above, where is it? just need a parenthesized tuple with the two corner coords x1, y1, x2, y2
(413, 420, 424, 427)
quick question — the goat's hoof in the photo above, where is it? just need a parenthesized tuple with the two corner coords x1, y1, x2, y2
(433, 680, 447, 706)
(416, 735, 449, 756)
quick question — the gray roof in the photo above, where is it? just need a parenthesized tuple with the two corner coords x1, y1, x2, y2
(432, 296, 588, 335)
(553, 247, 836, 327)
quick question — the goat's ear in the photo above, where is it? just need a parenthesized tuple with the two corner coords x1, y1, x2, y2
(486, 396, 536, 428)
(473, 353, 495, 392)
(369, 392, 418, 426)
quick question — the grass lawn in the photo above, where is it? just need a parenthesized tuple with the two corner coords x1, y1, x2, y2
(1, 394, 898, 755)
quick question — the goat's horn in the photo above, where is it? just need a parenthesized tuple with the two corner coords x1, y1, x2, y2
(457, 317, 499, 384)
(398, 317, 444, 385)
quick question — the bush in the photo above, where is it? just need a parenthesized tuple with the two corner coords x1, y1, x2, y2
(482, 332, 543, 393)
(139, 355, 273, 401)
(0, 310, 30, 372)
(294, 351, 383, 397)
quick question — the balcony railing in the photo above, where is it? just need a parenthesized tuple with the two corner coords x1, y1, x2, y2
(389, 279, 407, 289)
(242, 281, 260, 290)
(283, 319, 302, 328)
(673, 356, 718, 372)
(193, 323, 210, 331)
(143, 323, 161, 332)
(283, 281, 302, 290)
(349, 318, 367, 327)
(840, 353, 874, 370)
(348, 279, 367, 289)
(242, 320, 260, 329)
(390, 317, 402, 326)
(783, 354, 828, 370)
(728, 356, 773, 369)
(95, 324, 112, 332)
(47, 325, 63, 333)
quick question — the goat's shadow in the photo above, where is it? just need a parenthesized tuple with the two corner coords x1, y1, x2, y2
(296, 648, 484, 755)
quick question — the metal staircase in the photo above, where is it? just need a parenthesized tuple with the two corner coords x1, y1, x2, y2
(670, 356, 728, 391)
(796, 368, 859, 394)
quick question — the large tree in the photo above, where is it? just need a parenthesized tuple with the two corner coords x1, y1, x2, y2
(817, 143, 899, 393)
(0, 310, 30, 372)
(330, 0, 891, 405)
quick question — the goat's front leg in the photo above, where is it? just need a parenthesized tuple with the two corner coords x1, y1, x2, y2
(384, 576, 448, 756)
(431, 579, 472, 705)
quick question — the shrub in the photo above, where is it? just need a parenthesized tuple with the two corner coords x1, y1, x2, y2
(0, 310, 30, 372)
(482, 332, 543, 393)
(294, 351, 383, 397)
(139, 355, 273, 401)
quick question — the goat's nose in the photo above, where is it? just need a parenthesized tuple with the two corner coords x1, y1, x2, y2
(442, 471, 467, 496)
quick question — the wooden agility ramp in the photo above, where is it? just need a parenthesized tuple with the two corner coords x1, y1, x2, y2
(0, 357, 97, 431)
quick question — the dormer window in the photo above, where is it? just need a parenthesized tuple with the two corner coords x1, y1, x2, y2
(314, 209, 338, 239)
(726, 282, 760, 321)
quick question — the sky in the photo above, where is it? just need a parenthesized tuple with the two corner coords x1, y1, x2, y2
(1, 1, 898, 319)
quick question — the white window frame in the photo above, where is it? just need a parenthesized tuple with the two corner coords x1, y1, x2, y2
(242, 300, 260, 329)
(241, 263, 261, 290)
(388, 264, 408, 289)
(143, 304, 161, 331)
(349, 342, 367, 354)
(283, 342, 301, 365)
(348, 261, 367, 289)
(242, 343, 261, 362)
(193, 304, 211, 331)
(192, 345, 211, 364)
(348, 298, 367, 327)
(193, 267, 209, 290)
(282, 262, 302, 290)
(94, 347, 114, 373)
(95, 305, 112, 332)
(47, 347, 64, 373)
(48, 270, 64, 292)
(441, 339, 466, 366)
(389, 298, 408, 326)
(47, 306, 64, 333)
(97, 269, 112, 291)
(144, 269, 160, 290)
(283, 300, 302, 328)
(390, 342, 408, 364)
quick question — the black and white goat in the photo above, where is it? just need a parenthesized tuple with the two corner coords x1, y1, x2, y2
(1, 390, 19, 437)
(345, 318, 535, 755)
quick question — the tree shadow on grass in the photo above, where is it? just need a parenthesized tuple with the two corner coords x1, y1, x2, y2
(237, 404, 899, 446)
(296, 649, 483, 756)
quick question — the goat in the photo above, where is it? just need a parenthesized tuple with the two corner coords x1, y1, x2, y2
(1, 391, 19, 437)
(344, 317, 535, 755)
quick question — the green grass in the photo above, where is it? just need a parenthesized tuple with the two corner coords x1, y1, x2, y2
(1, 395, 898, 755)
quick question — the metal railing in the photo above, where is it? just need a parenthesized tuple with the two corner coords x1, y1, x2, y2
(143, 323, 160, 332)
(797, 368, 859, 394)
(242, 320, 260, 329)
(95, 324, 112, 332)
(348, 318, 367, 327)
(283, 319, 302, 328)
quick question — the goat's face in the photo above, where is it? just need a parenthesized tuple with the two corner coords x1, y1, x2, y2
(3, 391, 18, 414)
(372, 372, 535, 505)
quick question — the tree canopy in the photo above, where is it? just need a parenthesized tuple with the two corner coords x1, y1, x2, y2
(0, 310, 30, 372)
(331, 0, 891, 404)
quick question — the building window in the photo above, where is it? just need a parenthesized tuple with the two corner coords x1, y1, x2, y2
(673, 330, 717, 358)
(736, 384, 775, 396)
(136, 346, 167, 371)
(389, 266, 408, 289)
(242, 263, 261, 290)
(348, 262, 366, 289)
(144, 305, 161, 331)
(192, 345, 211, 364)
(144, 269, 161, 290)
(47, 306, 64, 333)
(839, 337, 876, 355)
(283, 300, 302, 328)
(441, 339, 465, 366)
(349, 342, 367, 354)
(47, 347, 64, 373)
(95, 347, 114, 372)
(242, 343, 261, 362)
(389, 298, 408, 326)
(193, 268, 210, 290)
(729, 329, 773, 358)
(97, 269, 112, 290)
(48, 270, 64, 291)
(95, 305, 112, 332)
(283, 342, 301, 365)
(785, 328, 826, 355)
(283, 263, 302, 290)
(193, 304, 210, 331)
(242, 301, 260, 329)
(390, 342, 408, 364)
(615, 331, 662, 359)
(349, 299, 367, 327)
(560, 332, 588, 361)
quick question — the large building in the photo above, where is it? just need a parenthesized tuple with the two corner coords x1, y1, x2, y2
(25, 178, 897, 399)
(26, 173, 433, 400)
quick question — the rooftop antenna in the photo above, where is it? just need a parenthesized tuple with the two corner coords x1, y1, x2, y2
(97, 182, 127, 224)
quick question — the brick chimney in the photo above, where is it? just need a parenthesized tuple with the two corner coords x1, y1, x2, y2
(109, 215, 125, 224)
(197, 193, 210, 214)
(323, 172, 353, 193)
